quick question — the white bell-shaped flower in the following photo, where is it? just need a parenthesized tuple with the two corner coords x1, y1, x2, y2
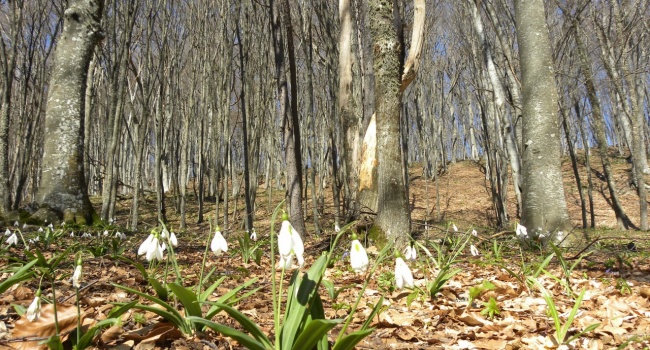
(4, 228, 11, 236)
(26, 292, 41, 322)
(6, 233, 18, 246)
(394, 256, 414, 289)
(452, 224, 458, 232)
(211, 229, 228, 256)
(138, 234, 154, 255)
(470, 244, 479, 256)
(277, 214, 305, 268)
(349, 234, 369, 273)
(404, 245, 417, 261)
(516, 223, 528, 238)
(169, 232, 178, 247)
(72, 264, 83, 288)
(38, 227, 43, 233)
(146, 236, 164, 261)
(13, 221, 19, 227)
(249, 229, 257, 242)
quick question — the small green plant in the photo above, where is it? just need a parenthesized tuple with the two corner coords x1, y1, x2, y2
(529, 277, 600, 346)
(133, 312, 147, 325)
(377, 270, 395, 294)
(491, 239, 504, 261)
(480, 297, 500, 319)
(616, 278, 632, 295)
(468, 280, 495, 307)
(237, 229, 264, 265)
(417, 231, 470, 299)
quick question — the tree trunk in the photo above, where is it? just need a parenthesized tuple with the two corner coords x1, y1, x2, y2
(368, 0, 410, 248)
(32, 0, 104, 224)
(514, 0, 572, 239)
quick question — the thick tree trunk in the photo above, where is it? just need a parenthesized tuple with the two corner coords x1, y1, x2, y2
(368, 0, 410, 248)
(32, 0, 104, 224)
(514, 0, 572, 239)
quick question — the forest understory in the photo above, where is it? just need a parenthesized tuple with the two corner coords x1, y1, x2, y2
(2, 155, 650, 350)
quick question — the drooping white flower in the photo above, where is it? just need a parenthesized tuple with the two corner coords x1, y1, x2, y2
(13, 221, 19, 227)
(395, 256, 414, 289)
(145, 236, 164, 261)
(33, 236, 39, 242)
(471, 229, 478, 237)
(26, 293, 41, 322)
(249, 229, 257, 242)
(556, 231, 564, 240)
(160, 241, 167, 252)
(48, 223, 54, 230)
(350, 235, 369, 273)
(404, 246, 417, 261)
(452, 224, 458, 232)
(470, 244, 479, 256)
(516, 223, 528, 238)
(211, 229, 228, 256)
(334, 224, 341, 233)
(6, 233, 18, 246)
(277, 215, 305, 268)
(22, 223, 27, 229)
(169, 232, 178, 247)
(160, 229, 168, 239)
(103, 230, 109, 237)
(38, 227, 43, 233)
(115, 231, 126, 240)
(70, 232, 75, 238)
(138, 234, 154, 255)
(4, 228, 11, 236)
(72, 264, 83, 288)
(277, 254, 293, 270)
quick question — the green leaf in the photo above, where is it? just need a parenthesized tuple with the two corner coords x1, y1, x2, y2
(281, 254, 328, 350)
(116, 256, 148, 281)
(148, 278, 168, 301)
(205, 277, 259, 320)
(107, 301, 138, 319)
(0, 259, 37, 294)
(199, 276, 226, 302)
(291, 319, 340, 350)
(565, 323, 600, 344)
(112, 283, 186, 330)
(361, 295, 384, 331)
(76, 318, 119, 349)
(168, 283, 202, 318)
(187, 316, 268, 350)
(115, 303, 187, 333)
(206, 303, 272, 348)
(332, 328, 375, 350)
(43, 335, 64, 350)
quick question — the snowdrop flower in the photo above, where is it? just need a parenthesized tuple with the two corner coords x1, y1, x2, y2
(22, 223, 27, 229)
(38, 227, 43, 233)
(4, 228, 11, 236)
(48, 223, 54, 230)
(404, 245, 417, 261)
(26, 291, 41, 322)
(103, 230, 109, 237)
(138, 234, 154, 256)
(278, 254, 293, 270)
(211, 228, 228, 256)
(277, 213, 305, 268)
(334, 224, 341, 233)
(470, 244, 479, 256)
(28, 239, 35, 245)
(34, 236, 39, 242)
(349, 233, 369, 273)
(6, 233, 18, 246)
(70, 232, 75, 238)
(394, 254, 414, 289)
(72, 257, 83, 288)
(452, 224, 458, 232)
(115, 231, 126, 240)
(556, 231, 564, 240)
(82, 232, 91, 238)
(249, 229, 257, 242)
(516, 223, 528, 238)
(169, 232, 178, 247)
(13, 221, 19, 227)
(471, 229, 478, 237)
(160, 229, 168, 239)
(145, 236, 164, 261)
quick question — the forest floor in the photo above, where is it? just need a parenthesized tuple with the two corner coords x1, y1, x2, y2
(2, 150, 650, 349)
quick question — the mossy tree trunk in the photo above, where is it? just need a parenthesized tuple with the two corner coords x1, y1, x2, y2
(32, 0, 104, 225)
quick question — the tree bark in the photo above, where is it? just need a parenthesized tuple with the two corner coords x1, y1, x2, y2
(368, 0, 410, 248)
(32, 0, 104, 224)
(514, 0, 572, 239)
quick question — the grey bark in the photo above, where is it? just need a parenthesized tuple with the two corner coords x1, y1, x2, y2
(514, 0, 572, 238)
(33, 0, 104, 224)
